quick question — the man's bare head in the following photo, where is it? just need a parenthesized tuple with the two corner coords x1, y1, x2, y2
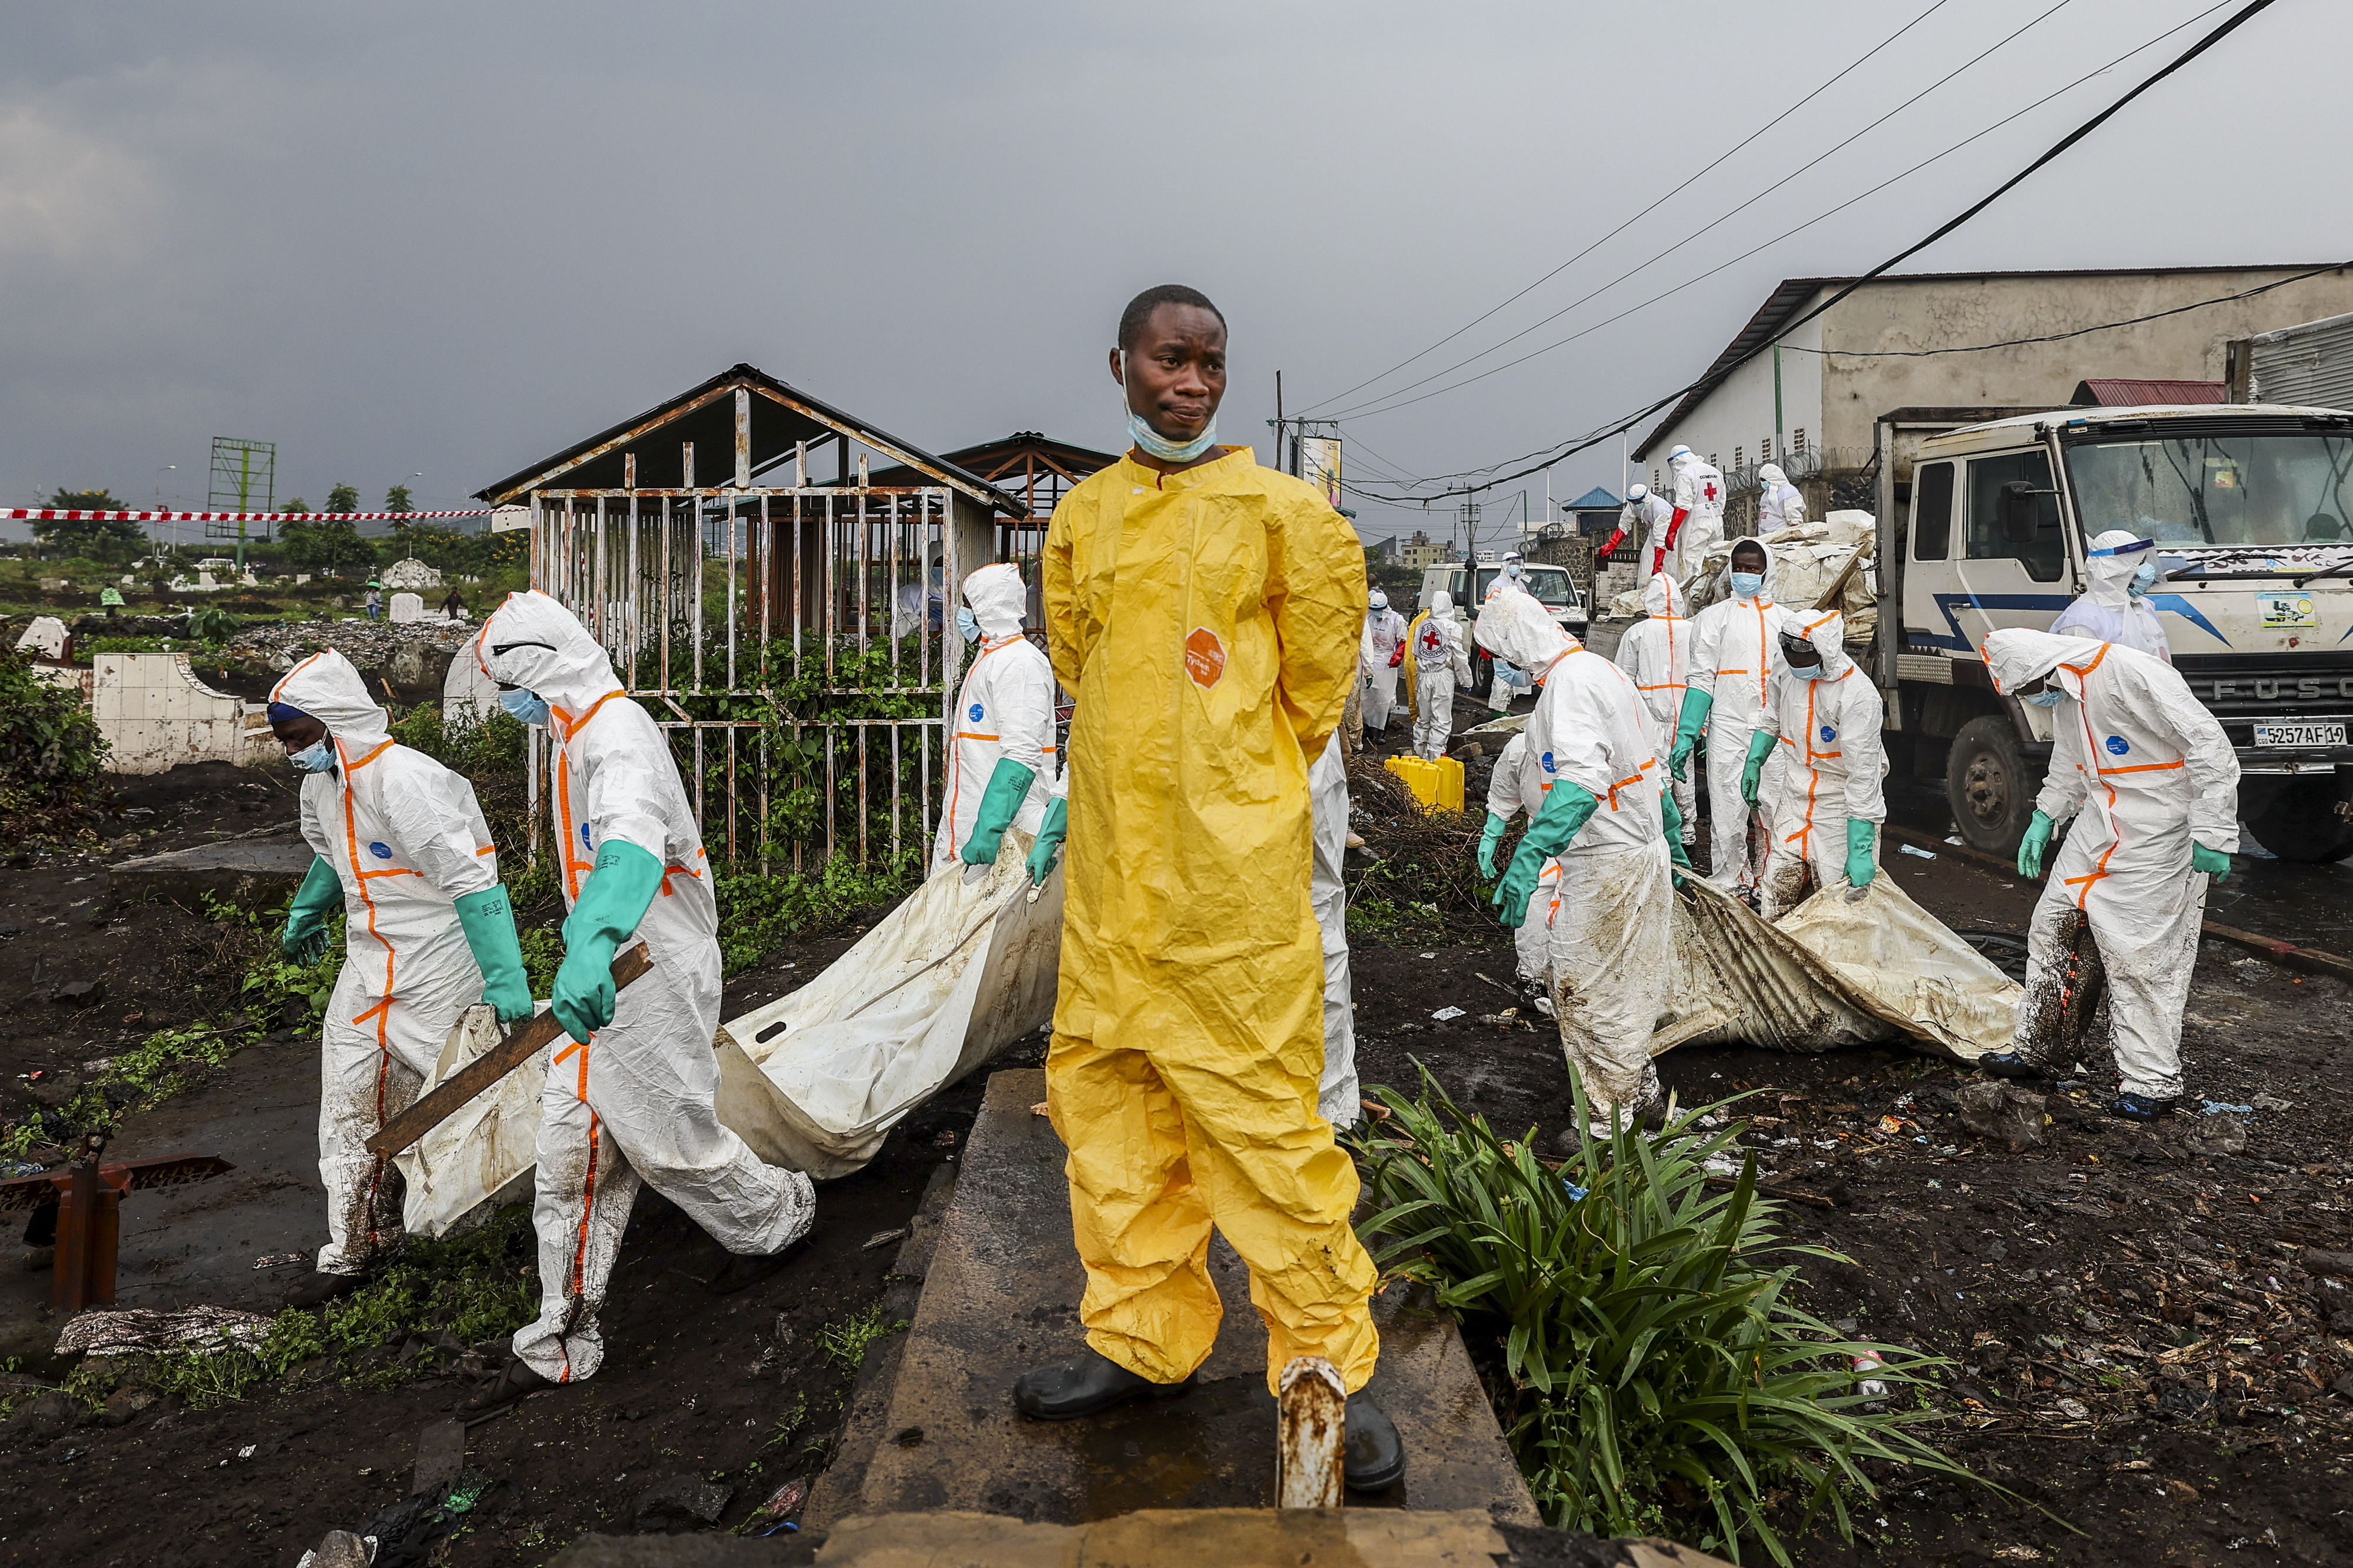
(1730, 540, 1768, 574)
(1111, 285, 1227, 448)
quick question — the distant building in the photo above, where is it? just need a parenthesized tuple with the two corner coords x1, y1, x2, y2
(1561, 486, 1622, 541)
(1362, 534, 1401, 563)
(1634, 263, 2353, 523)
(1399, 529, 1444, 571)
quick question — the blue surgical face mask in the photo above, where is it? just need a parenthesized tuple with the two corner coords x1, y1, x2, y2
(290, 739, 336, 773)
(1790, 663, 1825, 681)
(1504, 561, 1524, 578)
(1730, 571, 1764, 599)
(2128, 561, 2159, 599)
(955, 606, 981, 643)
(499, 688, 551, 726)
(1121, 352, 1218, 463)
(2024, 689, 2065, 708)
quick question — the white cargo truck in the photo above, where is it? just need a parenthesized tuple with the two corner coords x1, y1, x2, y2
(1873, 402, 2353, 863)
(1416, 556, 1588, 699)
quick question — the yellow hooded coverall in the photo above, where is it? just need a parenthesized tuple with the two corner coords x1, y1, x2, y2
(1042, 446, 1380, 1395)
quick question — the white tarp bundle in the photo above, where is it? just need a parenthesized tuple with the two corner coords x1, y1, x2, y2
(1624, 512, 1879, 638)
(1649, 870, 2017, 1060)
(397, 1002, 546, 1238)
(712, 832, 1064, 1179)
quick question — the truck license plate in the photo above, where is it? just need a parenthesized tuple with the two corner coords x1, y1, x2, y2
(2254, 722, 2345, 748)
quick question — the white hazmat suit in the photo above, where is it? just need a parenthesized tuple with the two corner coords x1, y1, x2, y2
(1484, 732, 1561, 992)
(1410, 590, 1472, 760)
(1602, 485, 1676, 577)
(1984, 630, 2238, 1101)
(274, 650, 502, 1277)
(1684, 540, 1794, 891)
(1667, 447, 1728, 579)
(1476, 591, 1671, 1125)
(1756, 463, 1807, 533)
(1611, 574, 1697, 845)
(1308, 732, 1359, 1128)
(932, 563, 1058, 870)
(2051, 531, 2171, 663)
(475, 592, 816, 1384)
(1752, 610, 1887, 920)
(1361, 592, 1408, 731)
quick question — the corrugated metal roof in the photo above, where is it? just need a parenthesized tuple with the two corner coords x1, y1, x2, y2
(1565, 486, 1621, 509)
(2247, 312, 2353, 412)
(474, 363, 1023, 513)
(2072, 378, 2226, 406)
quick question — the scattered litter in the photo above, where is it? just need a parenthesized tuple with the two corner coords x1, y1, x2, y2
(1417, 952, 1437, 960)
(80, 1058, 112, 1074)
(0, 1160, 45, 1179)
(2054, 1397, 2091, 1422)
(1898, 844, 1937, 860)
(633, 1473, 734, 1534)
(1944, 836, 1964, 846)
(2251, 1092, 2291, 1113)
(751, 1478, 806, 1522)
(1560, 1177, 1589, 1202)
(1477, 1012, 1519, 1026)
(294, 1530, 374, 1568)
(1030, 1101, 1049, 1117)
(1431, 1006, 1465, 1022)
(1701, 1152, 1745, 1179)
(861, 1228, 909, 1252)
(1954, 1081, 2048, 1152)
(252, 1252, 307, 1270)
(2201, 1100, 2254, 1116)
(1991, 1549, 2044, 1563)
(1851, 1351, 1888, 1398)
(56, 1305, 274, 1357)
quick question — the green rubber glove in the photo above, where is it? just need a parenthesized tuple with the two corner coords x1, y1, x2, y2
(1494, 781, 1598, 928)
(281, 854, 343, 966)
(1845, 817, 1878, 891)
(2191, 842, 2232, 882)
(1740, 728, 1777, 808)
(1476, 812, 1509, 878)
(1660, 789, 1692, 869)
(1668, 688, 1712, 782)
(452, 886, 533, 1026)
(2017, 809, 2055, 879)
(1026, 796, 1068, 887)
(553, 839, 664, 1046)
(959, 758, 1038, 867)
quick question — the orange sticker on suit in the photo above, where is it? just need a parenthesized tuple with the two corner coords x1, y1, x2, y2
(1183, 627, 1227, 689)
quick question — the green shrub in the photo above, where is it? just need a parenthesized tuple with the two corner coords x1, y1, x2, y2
(0, 645, 112, 836)
(714, 854, 921, 975)
(1355, 1070, 1983, 1564)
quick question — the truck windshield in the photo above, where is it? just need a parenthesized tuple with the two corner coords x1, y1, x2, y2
(2066, 431, 2353, 548)
(1472, 566, 1576, 609)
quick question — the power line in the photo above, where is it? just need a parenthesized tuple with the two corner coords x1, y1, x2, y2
(1773, 261, 2348, 358)
(1297, 0, 1959, 417)
(1345, 0, 2275, 500)
(1324, 0, 2201, 426)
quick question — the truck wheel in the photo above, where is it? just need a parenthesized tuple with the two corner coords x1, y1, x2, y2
(2244, 773, 2353, 865)
(1470, 651, 1493, 700)
(1946, 715, 2041, 859)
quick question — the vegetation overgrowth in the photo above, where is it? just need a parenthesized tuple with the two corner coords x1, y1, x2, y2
(0, 645, 112, 839)
(1354, 1069, 1989, 1564)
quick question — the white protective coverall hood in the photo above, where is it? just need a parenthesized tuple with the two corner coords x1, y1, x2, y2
(1983, 628, 2239, 1099)
(1308, 732, 1358, 1127)
(1757, 463, 1807, 532)
(272, 649, 499, 1275)
(1411, 589, 1472, 760)
(2051, 530, 2170, 662)
(932, 564, 1056, 868)
(1668, 450, 1728, 578)
(1361, 593, 1408, 732)
(1611, 573, 1695, 843)
(1687, 539, 1794, 890)
(1754, 609, 1887, 918)
(476, 591, 815, 1383)
(1480, 588, 1671, 1122)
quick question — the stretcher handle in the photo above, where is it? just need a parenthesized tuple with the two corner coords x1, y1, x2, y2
(364, 942, 652, 1159)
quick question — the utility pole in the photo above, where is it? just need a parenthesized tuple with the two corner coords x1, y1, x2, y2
(1773, 342, 1785, 463)
(1271, 371, 1284, 476)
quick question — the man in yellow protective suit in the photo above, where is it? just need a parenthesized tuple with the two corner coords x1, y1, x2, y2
(1029, 284, 1401, 1493)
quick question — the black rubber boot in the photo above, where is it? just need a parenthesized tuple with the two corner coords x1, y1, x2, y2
(1344, 1394, 1407, 1492)
(1012, 1348, 1194, 1420)
(2109, 1092, 2177, 1122)
(462, 1360, 553, 1413)
(282, 1270, 368, 1310)
(1977, 1050, 2044, 1080)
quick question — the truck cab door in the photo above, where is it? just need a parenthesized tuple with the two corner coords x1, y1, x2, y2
(1942, 449, 2078, 653)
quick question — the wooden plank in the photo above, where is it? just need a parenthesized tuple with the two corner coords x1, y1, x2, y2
(364, 943, 652, 1159)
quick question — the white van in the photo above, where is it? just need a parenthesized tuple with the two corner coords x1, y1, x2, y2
(1416, 559, 1587, 698)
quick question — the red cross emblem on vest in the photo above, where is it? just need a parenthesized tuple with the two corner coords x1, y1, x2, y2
(1421, 628, 1441, 651)
(1703, 481, 1718, 505)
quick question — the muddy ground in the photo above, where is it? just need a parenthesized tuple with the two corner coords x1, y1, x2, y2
(3, 736, 2351, 1567)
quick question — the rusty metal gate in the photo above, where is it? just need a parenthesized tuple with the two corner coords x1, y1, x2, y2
(526, 463, 971, 871)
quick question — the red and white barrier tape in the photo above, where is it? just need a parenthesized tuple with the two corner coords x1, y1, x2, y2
(5, 508, 491, 523)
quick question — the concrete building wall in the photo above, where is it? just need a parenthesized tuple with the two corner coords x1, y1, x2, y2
(1639, 313, 1825, 493)
(1815, 266, 2353, 452)
(92, 653, 274, 774)
(1645, 265, 2353, 473)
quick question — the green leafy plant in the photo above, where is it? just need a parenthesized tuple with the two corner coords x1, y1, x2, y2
(188, 604, 242, 649)
(815, 1301, 906, 1372)
(0, 645, 112, 835)
(1355, 1069, 1985, 1564)
(714, 854, 920, 976)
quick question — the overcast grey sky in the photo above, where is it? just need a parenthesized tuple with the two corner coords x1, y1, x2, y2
(4, 0, 2347, 545)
